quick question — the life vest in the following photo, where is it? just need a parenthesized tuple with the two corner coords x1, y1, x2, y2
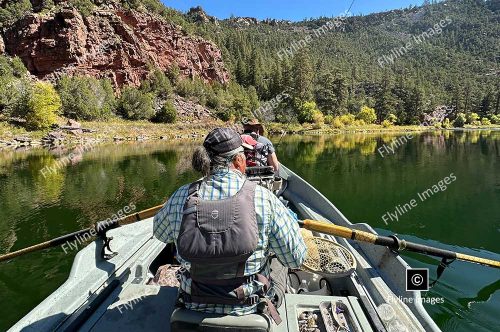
(176, 179, 281, 324)
(241, 134, 269, 167)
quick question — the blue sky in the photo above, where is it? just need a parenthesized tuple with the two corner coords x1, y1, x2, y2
(162, 0, 425, 21)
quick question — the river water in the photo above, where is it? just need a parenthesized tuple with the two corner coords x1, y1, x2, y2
(0, 130, 499, 331)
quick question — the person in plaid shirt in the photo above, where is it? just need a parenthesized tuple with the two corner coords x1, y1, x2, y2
(153, 128, 306, 323)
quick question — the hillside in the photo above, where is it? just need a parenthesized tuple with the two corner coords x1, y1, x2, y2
(0, 0, 499, 135)
(196, 0, 499, 123)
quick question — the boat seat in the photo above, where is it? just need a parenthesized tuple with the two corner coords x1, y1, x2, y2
(170, 307, 271, 332)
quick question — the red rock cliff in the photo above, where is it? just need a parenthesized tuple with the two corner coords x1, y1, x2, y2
(3, 7, 230, 87)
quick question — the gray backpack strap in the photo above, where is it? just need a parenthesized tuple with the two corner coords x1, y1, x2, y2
(188, 180, 203, 196)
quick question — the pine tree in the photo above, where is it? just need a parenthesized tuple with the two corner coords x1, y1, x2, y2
(292, 51, 314, 103)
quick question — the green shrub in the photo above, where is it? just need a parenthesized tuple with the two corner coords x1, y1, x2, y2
(0, 76, 30, 118)
(481, 118, 491, 126)
(0, 0, 32, 28)
(0, 56, 27, 78)
(312, 110, 324, 128)
(324, 115, 335, 125)
(176, 78, 207, 105)
(339, 113, 355, 126)
(298, 101, 321, 124)
(25, 82, 61, 130)
(153, 100, 177, 123)
(442, 118, 452, 128)
(453, 113, 466, 127)
(332, 117, 344, 129)
(381, 119, 393, 128)
(353, 119, 366, 126)
(68, 0, 94, 16)
(490, 115, 500, 124)
(386, 113, 398, 124)
(58, 76, 115, 121)
(215, 109, 232, 122)
(356, 106, 377, 124)
(466, 112, 480, 124)
(118, 86, 155, 120)
(166, 64, 181, 84)
(141, 69, 173, 98)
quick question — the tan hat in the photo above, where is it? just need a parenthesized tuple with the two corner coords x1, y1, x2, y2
(242, 118, 262, 126)
(243, 118, 265, 134)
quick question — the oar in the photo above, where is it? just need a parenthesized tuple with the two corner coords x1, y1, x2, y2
(299, 219, 500, 269)
(0, 205, 164, 263)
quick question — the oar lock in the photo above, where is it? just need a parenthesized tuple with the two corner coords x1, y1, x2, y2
(388, 234, 407, 252)
(94, 221, 118, 260)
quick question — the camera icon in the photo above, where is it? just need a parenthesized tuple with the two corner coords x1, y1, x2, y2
(406, 268, 429, 291)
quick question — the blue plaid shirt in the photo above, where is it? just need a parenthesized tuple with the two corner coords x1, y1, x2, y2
(153, 169, 307, 315)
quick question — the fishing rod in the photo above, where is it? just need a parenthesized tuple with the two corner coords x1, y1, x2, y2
(299, 219, 500, 269)
(0, 205, 164, 263)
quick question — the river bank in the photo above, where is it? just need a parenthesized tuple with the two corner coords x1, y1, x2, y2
(1, 120, 499, 151)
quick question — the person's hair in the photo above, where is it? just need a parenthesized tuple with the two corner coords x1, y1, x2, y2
(192, 146, 211, 176)
(192, 147, 243, 176)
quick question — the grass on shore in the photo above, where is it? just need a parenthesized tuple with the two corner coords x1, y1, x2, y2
(1, 119, 499, 144)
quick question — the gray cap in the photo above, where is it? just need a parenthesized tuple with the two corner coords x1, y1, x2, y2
(203, 128, 253, 156)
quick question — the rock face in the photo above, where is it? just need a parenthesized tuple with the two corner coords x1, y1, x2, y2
(3, 7, 230, 87)
(0, 34, 4, 55)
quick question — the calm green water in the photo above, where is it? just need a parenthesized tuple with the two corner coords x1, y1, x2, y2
(0, 131, 499, 331)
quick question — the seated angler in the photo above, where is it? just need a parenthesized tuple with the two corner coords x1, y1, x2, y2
(243, 118, 280, 173)
(153, 128, 307, 325)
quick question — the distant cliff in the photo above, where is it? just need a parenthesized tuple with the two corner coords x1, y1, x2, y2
(2, 3, 230, 87)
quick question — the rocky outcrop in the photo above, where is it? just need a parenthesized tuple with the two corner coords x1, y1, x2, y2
(187, 6, 218, 25)
(3, 7, 230, 87)
(228, 17, 259, 27)
(0, 34, 4, 54)
(173, 96, 214, 120)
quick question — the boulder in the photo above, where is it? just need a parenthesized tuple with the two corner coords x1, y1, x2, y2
(66, 119, 81, 128)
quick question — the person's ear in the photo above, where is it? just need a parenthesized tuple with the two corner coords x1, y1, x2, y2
(233, 153, 246, 173)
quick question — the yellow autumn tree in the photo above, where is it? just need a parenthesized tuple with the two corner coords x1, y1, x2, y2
(26, 82, 61, 130)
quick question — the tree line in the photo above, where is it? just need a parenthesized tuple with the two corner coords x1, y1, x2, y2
(0, 0, 499, 130)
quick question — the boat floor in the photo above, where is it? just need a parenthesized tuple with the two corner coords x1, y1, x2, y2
(81, 284, 178, 331)
(78, 283, 372, 332)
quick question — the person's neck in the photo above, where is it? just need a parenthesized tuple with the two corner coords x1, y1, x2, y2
(209, 167, 244, 178)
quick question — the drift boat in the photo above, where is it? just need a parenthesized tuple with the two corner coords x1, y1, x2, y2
(9, 166, 440, 332)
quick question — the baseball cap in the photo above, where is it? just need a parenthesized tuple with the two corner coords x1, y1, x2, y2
(241, 134, 258, 150)
(203, 128, 253, 156)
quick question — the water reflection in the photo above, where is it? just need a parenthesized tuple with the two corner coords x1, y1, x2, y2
(0, 131, 499, 331)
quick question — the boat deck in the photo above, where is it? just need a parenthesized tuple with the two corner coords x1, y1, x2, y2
(9, 166, 439, 332)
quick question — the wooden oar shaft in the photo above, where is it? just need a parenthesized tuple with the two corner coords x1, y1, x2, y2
(0, 228, 92, 262)
(0, 205, 164, 263)
(301, 219, 500, 269)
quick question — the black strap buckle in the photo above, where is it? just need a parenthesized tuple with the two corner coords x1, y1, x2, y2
(245, 295, 260, 305)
